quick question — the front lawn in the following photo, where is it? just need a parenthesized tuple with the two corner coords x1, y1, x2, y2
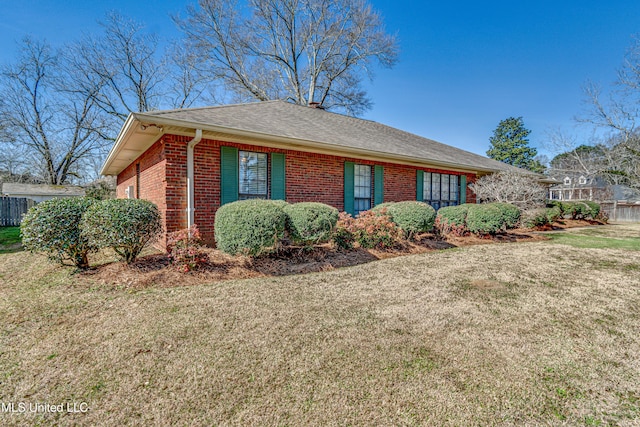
(1, 224, 639, 426)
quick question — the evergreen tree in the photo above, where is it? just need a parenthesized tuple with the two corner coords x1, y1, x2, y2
(487, 117, 545, 173)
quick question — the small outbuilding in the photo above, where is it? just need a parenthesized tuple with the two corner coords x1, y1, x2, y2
(1, 183, 86, 203)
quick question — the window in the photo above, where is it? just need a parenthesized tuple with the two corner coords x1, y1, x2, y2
(354, 164, 372, 215)
(239, 151, 268, 199)
(564, 177, 571, 186)
(423, 172, 460, 209)
(579, 176, 587, 185)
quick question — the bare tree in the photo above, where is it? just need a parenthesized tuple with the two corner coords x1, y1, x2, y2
(545, 128, 606, 179)
(166, 42, 211, 109)
(579, 36, 640, 189)
(0, 38, 109, 185)
(64, 12, 166, 122)
(470, 171, 548, 209)
(175, 0, 398, 116)
(65, 12, 208, 126)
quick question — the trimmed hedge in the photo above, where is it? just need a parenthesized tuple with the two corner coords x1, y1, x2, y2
(436, 203, 519, 235)
(284, 202, 339, 245)
(494, 203, 521, 229)
(466, 204, 505, 235)
(214, 199, 287, 256)
(435, 204, 470, 236)
(521, 205, 564, 228)
(372, 201, 436, 238)
(547, 200, 601, 220)
(81, 198, 163, 264)
(21, 197, 96, 268)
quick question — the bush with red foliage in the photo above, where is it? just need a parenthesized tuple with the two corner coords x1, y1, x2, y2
(166, 225, 209, 272)
(333, 209, 403, 250)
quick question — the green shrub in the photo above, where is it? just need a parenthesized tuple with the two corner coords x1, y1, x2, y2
(546, 200, 600, 220)
(583, 201, 601, 218)
(466, 204, 505, 235)
(284, 202, 339, 245)
(21, 197, 96, 268)
(214, 199, 287, 256)
(435, 204, 470, 236)
(268, 199, 290, 210)
(372, 201, 436, 238)
(569, 202, 588, 219)
(546, 205, 563, 223)
(521, 208, 551, 228)
(546, 200, 565, 215)
(81, 199, 163, 264)
(494, 203, 521, 229)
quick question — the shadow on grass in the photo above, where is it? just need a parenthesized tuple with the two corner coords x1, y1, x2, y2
(0, 244, 24, 254)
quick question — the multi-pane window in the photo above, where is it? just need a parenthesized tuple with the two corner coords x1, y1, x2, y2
(239, 151, 268, 199)
(354, 164, 372, 215)
(423, 172, 460, 209)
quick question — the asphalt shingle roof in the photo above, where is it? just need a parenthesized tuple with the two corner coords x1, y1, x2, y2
(136, 100, 522, 173)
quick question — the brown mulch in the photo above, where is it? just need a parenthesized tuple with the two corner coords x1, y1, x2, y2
(80, 219, 603, 289)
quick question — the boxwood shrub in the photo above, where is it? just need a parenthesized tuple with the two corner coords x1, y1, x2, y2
(494, 202, 521, 229)
(21, 197, 96, 268)
(465, 203, 506, 235)
(521, 208, 550, 228)
(81, 198, 163, 264)
(372, 201, 436, 238)
(214, 199, 287, 256)
(551, 200, 600, 220)
(435, 204, 470, 236)
(283, 202, 339, 245)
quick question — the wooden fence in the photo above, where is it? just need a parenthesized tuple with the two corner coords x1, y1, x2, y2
(600, 202, 640, 223)
(0, 197, 35, 226)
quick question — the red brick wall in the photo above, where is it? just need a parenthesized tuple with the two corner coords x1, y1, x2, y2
(117, 139, 168, 243)
(118, 133, 478, 244)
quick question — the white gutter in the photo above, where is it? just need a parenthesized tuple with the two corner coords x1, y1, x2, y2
(186, 129, 203, 228)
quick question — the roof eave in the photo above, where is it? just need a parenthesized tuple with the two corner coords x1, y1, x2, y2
(100, 114, 138, 176)
(106, 113, 507, 176)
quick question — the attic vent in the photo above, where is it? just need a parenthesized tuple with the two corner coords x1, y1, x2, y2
(308, 102, 325, 110)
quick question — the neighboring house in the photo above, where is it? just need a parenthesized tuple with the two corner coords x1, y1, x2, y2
(1, 183, 86, 203)
(100, 100, 525, 244)
(547, 174, 605, 201)
(548, 173, 640, 203)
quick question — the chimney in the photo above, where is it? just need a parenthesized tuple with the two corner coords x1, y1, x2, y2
(308, 101, 325, 110)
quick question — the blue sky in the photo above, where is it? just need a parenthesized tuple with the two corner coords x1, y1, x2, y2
(2, 0, 639, 158)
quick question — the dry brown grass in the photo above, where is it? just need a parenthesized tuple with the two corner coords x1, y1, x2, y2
(1, 223, 639, 426)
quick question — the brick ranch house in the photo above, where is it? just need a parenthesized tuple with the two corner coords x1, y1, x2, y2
(100, 100, 521, 244)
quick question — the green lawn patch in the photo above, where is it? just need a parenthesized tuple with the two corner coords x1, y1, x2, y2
(0, 227, 21, 245)
(546, 232, 640, 251)
(0, 226, 22, 253)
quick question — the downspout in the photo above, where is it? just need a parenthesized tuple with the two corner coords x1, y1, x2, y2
(186, 129, 203, 228)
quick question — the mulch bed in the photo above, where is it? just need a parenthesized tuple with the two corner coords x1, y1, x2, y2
(80, 219, 602, 289)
